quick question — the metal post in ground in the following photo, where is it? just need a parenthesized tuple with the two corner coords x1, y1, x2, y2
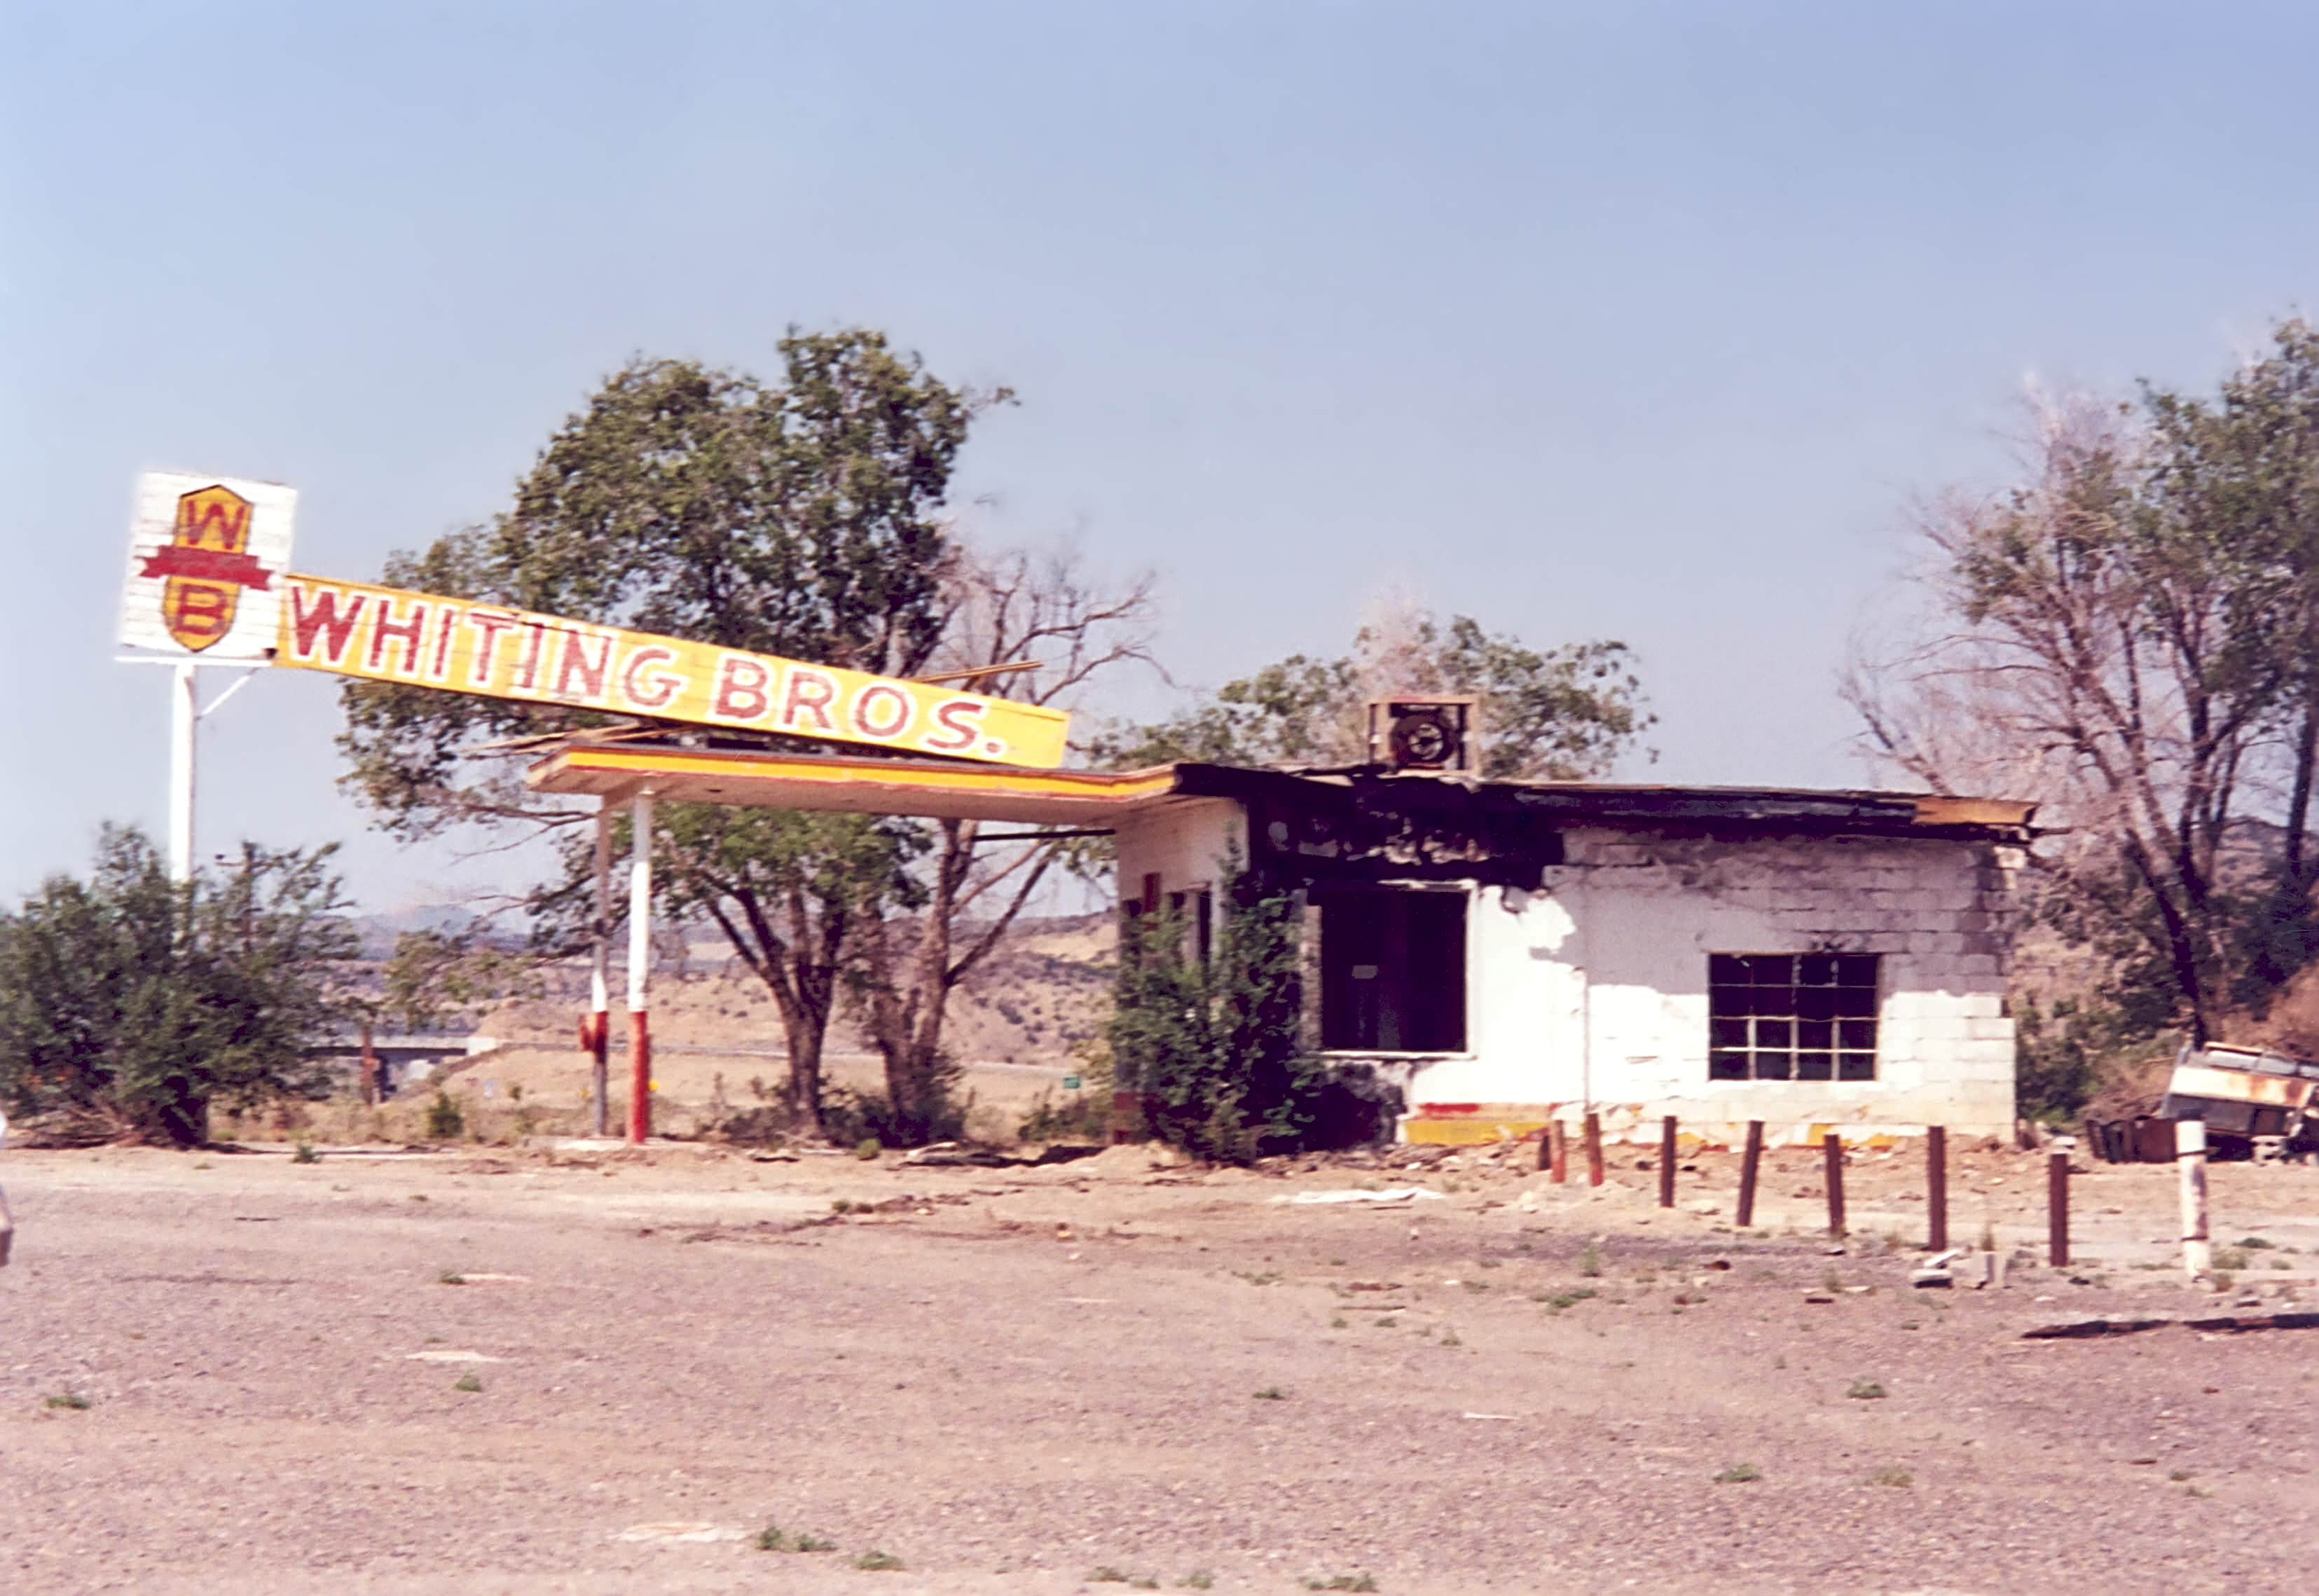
(1927, 1125, 1948, 1252)
(2177, 1117, 2210, 1279)
(1548, 1119, 1568, 1183)
(1583, 1112, 1604, 1188)
(359, 1018, 377, 1108)
(1735, 1120, 1763, 1230)
(1658, 1115, 1677, 1208)
(1823, 1131, 1847, 1238)
(2048, 1149, 2071, 1267)
(589, 801, 613, 1139)
(626, 792, 654, 1146)
(168, 662, 197, 882)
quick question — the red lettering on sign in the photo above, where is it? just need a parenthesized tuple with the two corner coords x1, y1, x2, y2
(367, 596, 429, 675)
(512, 622, 549, 691)
(169, 583, 234, 641)
(289, 584, 367, 665)
(779, 668, 838, 732)
(712, 655, 770, 720)
(850, 683, 913, 740)
(923, 699, 984, 752)
(621, 646, 684, 711)
(429, 607, 462, 680)
(553, 628, 612, 700)
(179, 492, 251, 549)
(465, 612, 520, 685)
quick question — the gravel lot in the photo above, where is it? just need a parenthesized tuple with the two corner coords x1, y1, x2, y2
(2, 1138, 2316, 1594)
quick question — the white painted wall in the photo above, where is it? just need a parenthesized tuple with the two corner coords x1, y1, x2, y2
(1110, 804, 2021, 1141)
(1391, 829, 2019, 1140)
(1113, 797, 1247, 911)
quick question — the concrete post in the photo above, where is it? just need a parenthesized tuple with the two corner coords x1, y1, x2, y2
(2177, 1117, 2210, 1279)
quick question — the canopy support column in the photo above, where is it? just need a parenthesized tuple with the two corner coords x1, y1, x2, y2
(626, 791, 654, 1146)
(589, 801, 612, 1138)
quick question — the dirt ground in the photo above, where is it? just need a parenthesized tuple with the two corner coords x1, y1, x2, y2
(3, 1137, 2317, 1595)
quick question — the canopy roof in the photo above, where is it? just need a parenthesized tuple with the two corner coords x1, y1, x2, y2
(523, 743, 2037, 841)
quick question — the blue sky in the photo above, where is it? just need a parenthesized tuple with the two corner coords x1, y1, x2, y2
(6, 2, 2319, 909)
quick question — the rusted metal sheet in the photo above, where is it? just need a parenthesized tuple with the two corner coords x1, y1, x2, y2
(2025, 1313, 2319, 1340)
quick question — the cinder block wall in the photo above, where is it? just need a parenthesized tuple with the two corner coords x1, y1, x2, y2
(1111, 798, 1247, 914)
(1400, 830, 2021, 1141)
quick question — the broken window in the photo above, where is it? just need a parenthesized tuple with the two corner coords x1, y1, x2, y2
(1316, 887, 1467, 1053)
(1708, 954, 1878, 1082)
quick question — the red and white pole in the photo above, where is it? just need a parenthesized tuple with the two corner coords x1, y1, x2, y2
(588, 801, 612, 1138)
(626, 791, 654, 1146)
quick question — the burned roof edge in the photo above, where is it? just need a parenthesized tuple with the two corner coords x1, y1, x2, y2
(1165, 763, 2037, 842)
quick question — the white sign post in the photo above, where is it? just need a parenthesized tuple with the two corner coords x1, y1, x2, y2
(116, 472, 297, 879)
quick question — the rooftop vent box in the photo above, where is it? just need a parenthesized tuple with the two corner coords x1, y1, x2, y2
(1366, 696, 1479, 773)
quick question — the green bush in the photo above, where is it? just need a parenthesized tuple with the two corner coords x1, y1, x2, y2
(0, 827, 356, 1146)
(1106, 862, 1330, 1162)
(425, 1091, 465, 1141)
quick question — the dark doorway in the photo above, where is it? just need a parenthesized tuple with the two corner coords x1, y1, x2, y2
(1316, 887, 1467, 1053)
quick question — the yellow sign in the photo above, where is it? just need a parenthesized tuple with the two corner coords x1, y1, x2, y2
(272, 573, 1070, 768)
(118, 471, 297, 662)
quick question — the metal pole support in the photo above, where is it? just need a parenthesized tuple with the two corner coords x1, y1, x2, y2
(1927, 1125, 1948, 1253)
(590, 802, 613, 1139)
(2047, 1149, 2070, 1267)
(1823, 1131, 1847, 1238)
(1735, 1120, 1763, 1230)
(168, 662, 197, 882)
(626, 792, 654, 1146)
(1658, 1115, 1677, 1209)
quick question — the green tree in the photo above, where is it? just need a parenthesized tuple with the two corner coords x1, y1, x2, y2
(341, 330, 989, 1139)
(1106, 865, 1323, 1162)
(1096, 603, 1651, 779)
(1851, 324, 2319, 1078)
(0, 827, 357, 1146)
(2141, 319, 2319, 1006)
(338, 330, 1155, 1142)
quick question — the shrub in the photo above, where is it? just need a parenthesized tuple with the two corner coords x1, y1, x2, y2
(0, 827, 357, 1146)
(1019, 1083, 1110, 1143)
(1107, 864, 1339, 1163)
(425, 1091, 465, 1141)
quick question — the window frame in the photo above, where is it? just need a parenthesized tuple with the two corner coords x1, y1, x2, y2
(1707, 952, 1880, 1083)
(1312, 882, 1472, 1057)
